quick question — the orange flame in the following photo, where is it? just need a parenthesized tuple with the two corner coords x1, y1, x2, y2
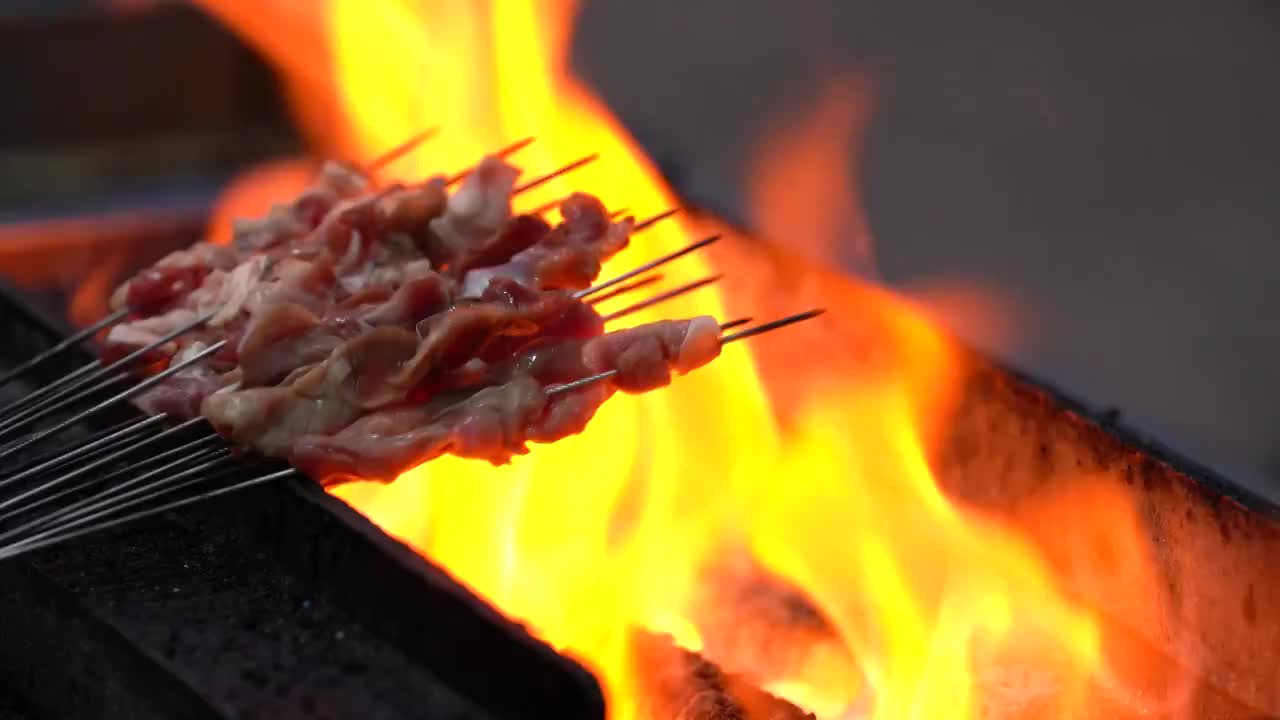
(745, 73, 877, 277)
(195, 1, 1143, 717)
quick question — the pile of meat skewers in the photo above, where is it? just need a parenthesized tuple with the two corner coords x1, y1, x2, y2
(100, 148, 806, 486)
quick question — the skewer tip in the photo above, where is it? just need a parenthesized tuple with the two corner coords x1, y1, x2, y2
(363, 126, 440, 174)
(634, 207, 681, 232)
(720, 309, 826, 344)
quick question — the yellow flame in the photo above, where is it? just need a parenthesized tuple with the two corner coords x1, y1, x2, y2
(198, 0, 1116, 717)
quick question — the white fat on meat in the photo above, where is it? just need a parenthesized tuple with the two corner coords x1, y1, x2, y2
(429, 156, 519, 251)
(108, 242, 238, 310)
(244, 258, 327, 316)
(314, 161, 370, 197)
(209, 256, 269, 327)
(104, 307, 199, 354)
(155, 242, 239, 272)
(581, 316, 722, 393)
(201, 358, 362, 457)
(674, 316, 722, 373)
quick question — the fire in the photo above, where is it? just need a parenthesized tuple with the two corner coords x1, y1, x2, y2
(197, 0, 1130, 717)
(745, 72, 877, 277)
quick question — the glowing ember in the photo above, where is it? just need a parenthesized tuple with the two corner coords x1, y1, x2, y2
(196, 0, 1127, 717)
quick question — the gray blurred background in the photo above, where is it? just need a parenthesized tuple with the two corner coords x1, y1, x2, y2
(0, 1, 1277, 492)
(573, 1, 1280, 493)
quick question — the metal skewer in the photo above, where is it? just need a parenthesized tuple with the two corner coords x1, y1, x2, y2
(0, 468, 298, 562)
(587, 274, 665, 305)
(547, 309, 825, 397)
(0, 438, 227, 543)
(0, 340, 225, 462)
(718, 309, 825, 343)
(17, 454, 238, 542)
(574, 235, 720, 300)
(0, 431, 221, 529)
(3, 445, 232, 544)
(718, 317, 754, 332)
(362, 127, 439, 175)
(513, 154, 599, 195)
(0, 416, 207, 514)
(446, 137, 537, 185)
(0, 372, 132, 439)
(0, 308, 215, 431)
(0, 307, 129, 390)
(0, 414, 169, 491)
(599, 274, 723, 323)
(633, 208, 680, 232)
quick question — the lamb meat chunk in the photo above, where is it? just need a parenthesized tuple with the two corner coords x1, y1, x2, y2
(377, 177, 448, 242)
(100, 308, 199, 363)
(478, 275, 543, 306)
(233, 161, 369, 253)
(291, 316, 721, 485)
(208, 256, 270, 327)
(369, 291, 599, 407)
(290, 375, 552, 483)
(526, 379, 612, 443)
(244, 257, 337, 317)
(349, 269, 453, 328)
(309, 160, 370, 202)
(469, 282, 604, 365)
(233, 205, 310, 255)
(460, 193, 631, 296)
(132, 342, 228, 418)
(311, 194, 385, 271)
(110, 242, 238, 314)
(446, 214, 550, 278)
(238, 271, 452, 388)
(428, 155, 519, 256)
(203, 327, 421, 456)
(236, 304, 344, 388)
(581, 315, 722, 392)
(291, 370, 615, 485)
(202, 384, 347, 458)
(118, 266, 208, 316)
(359, 303, 542, 408)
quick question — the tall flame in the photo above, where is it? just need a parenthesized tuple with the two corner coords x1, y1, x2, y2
(198, 1, 1125, 717)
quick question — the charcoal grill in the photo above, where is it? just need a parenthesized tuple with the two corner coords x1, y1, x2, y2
(3, 241, 1280, 718)
(0, 281, 605, 720)
(2, 5, 1278, 718)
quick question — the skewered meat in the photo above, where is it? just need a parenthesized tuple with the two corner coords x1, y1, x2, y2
(201, 327, 422, 455)
(290, 375, 553, 482)
(233, 161, 369, 252)
(109, 242, 239, 314)
(101, 308, 199, 362)
(377, 177, 449, 250)
(460, 193, 631, 296)
(582, 316, 722, 392)
(243, 257, 337, 317)
(428, 155, 520, 258)
(132, 342, 229, 418)
(235, 304, 343, 388)
(287, 316, 720, 484)
(349, 267, 452, 328)
(291, 373, 614, 484)
(208, 256, 270, 327)
(235, 270, 453, 388)
(367, 290, 603, 407)
(101, 147, 785, 489)
(445, 214, 550, 279)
